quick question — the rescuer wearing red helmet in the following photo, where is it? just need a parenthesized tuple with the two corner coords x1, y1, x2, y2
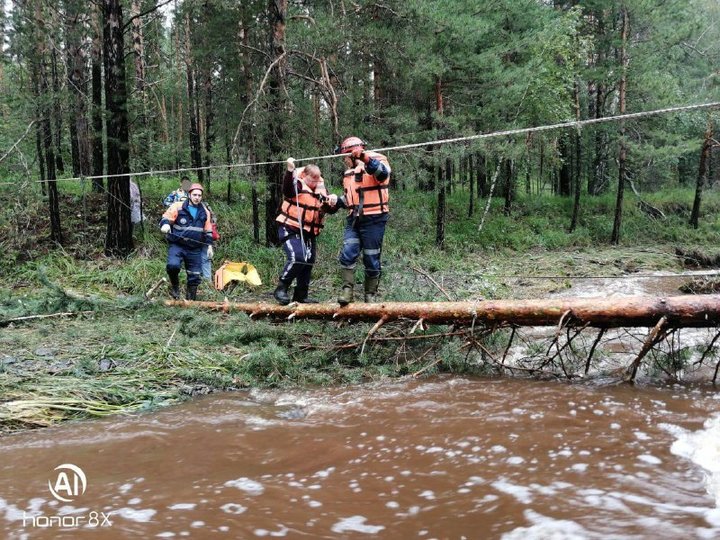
(325, 136, 391, 305)
(273, 158, 329, 305)
(159, 182, 214, 300)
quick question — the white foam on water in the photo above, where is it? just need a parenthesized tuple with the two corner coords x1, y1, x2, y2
(492, 479, 533, 504)
(224, 477, 265, 495)
(637, 454, 662, 465)
(666, 414, 720, 507)
(419, 490, 435, 500)
(168, 503, 196, 510)
(330, 515, 385, 534)
(0, 497, 33, 522)
(220, 503, 247, 515)
(500, 509, 590, 540)
(57, 505, 89, 516)
(253, 525, 289, 537)
(116, 507, 157, 522)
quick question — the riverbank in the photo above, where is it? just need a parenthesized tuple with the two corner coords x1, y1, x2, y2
(2, 183, 720, 433)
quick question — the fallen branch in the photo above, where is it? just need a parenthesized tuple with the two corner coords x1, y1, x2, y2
(584, 328, 606, 374)
(360, 316, 388, 356)
(412, 356, 443, 378)
(1, 310, 94, 327)
(0, 120, 36, 165)
(411, 265, 454, 301)
(624, 316, 669, 383)
(144, 277, 167, 300)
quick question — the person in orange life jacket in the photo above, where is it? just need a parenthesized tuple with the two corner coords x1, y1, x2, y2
(325, 136, 390, 305)
(159, 183, 214, 300)
(273, 158, 329, 305)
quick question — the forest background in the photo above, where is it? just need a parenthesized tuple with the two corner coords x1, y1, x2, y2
(1, 0, 720, 431)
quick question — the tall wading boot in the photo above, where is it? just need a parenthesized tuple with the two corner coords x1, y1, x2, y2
(186, 284, 198, 301)
(168, 269, 181, 300)
(273, 281, 291, 305)
(292, 287, 319, 304)
(338, 268, 355, 306)
(364, 275, 380, 303)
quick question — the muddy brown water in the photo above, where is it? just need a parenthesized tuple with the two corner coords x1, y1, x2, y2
(2, 271, 719, 539)
(1, 377, 719, 539)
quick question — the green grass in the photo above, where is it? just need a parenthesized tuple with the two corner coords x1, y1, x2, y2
(2, 181, 720, 432)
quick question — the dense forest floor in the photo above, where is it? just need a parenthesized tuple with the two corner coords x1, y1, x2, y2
(1, 179, 720, 433)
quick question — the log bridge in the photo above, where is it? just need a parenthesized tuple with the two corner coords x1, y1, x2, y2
(166, 294, 720, 328)
(166, 294, 720, 383)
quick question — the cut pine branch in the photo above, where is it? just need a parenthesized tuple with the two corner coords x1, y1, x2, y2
(165, 295, 720, 328)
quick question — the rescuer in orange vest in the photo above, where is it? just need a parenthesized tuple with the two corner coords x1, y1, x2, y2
(325, 136, 391, 305)
(273, 158, 329, 305)
(160, 183, 214, 300)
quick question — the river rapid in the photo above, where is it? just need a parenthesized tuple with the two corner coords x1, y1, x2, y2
(2, 272, 720, 539)
(0, 376, 719, 539)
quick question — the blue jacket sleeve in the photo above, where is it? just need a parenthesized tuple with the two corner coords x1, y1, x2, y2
(365, 158, 390, 182)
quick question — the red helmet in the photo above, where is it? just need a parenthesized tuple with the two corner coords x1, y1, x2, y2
(188, 183, 204, 194)
(337, 136, 366, 154)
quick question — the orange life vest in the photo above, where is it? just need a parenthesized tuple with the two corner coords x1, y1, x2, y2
(342, 151, 390, 216)
(276, 168, 329, 236)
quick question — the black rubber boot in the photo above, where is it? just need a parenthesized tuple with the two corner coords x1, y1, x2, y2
(292, 287, 319, 304)
(273, 281, 291, 305)
(168, 269, 181, 300)
(186, 284, 198, 301)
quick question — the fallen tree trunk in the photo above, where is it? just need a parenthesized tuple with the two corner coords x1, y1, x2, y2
(165, 295, 720, 328)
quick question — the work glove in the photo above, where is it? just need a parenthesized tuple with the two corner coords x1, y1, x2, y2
(326, 194, 338, 206)
(207, 245, 214, 259)
(351, 147, 368, 163)
(160, 223, 171, 234)
(286, 157, 296, 172)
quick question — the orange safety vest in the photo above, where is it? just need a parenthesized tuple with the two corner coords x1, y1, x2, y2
(342, 151, 390, 216)
(276, 169, 329, 236)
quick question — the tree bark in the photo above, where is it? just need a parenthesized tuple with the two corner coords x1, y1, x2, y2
(435, 158, 446, 249)
(434, 77, 445, 248)
(102, 0, 133, 257)
(689, 118, 713, 228)
(131, 0, 149, 171)
(264, 0, 288, 246)
(184, 14, 203, 182)
(33, 0, 61, 243)
(502, 158, 513, 215)
(611, 6, 629, 245)
(237, 15, 261, 242)
(0, 3, 4, 94)
(166, 295, 720, 329)
(65, 0, 91, 180)
(50, 44, 64, 174)
(476, 151, 486, 196)
(558, 135, 572, 196)
(569, 80, 582, 231)
(467, 153, 475, 217)
(203, 67, 214, 191)
(90, 3, 104, 191)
